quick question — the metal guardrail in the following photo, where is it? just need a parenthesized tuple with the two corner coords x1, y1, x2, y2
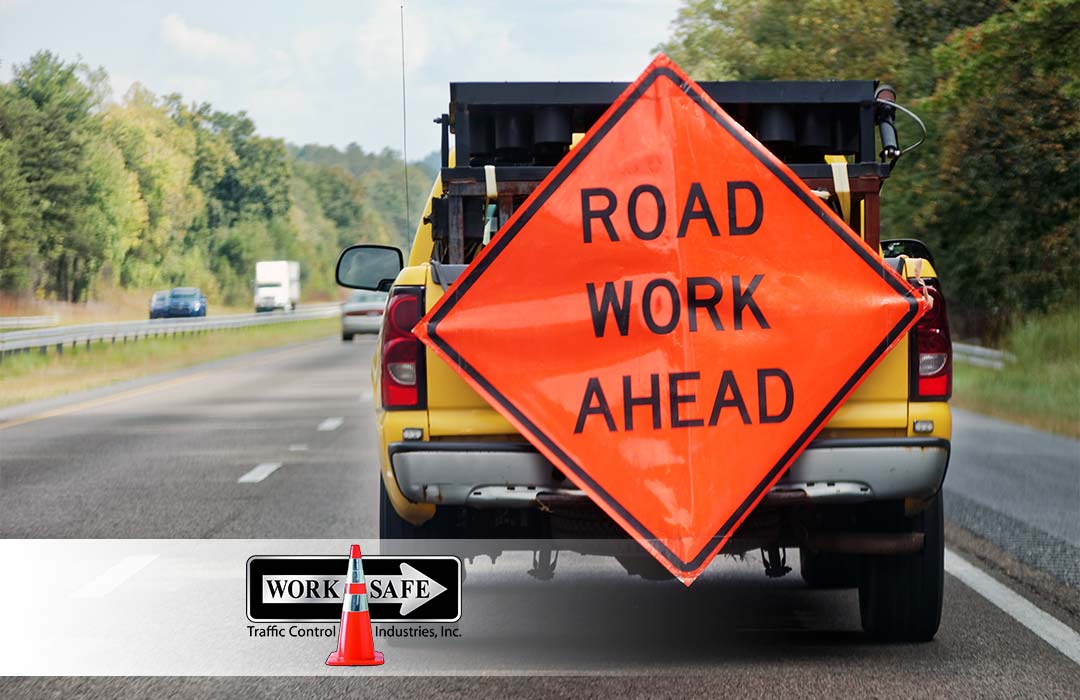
(0, 304, 340, 359)
(0, 306, 1014, 372)
(0, 315, 59, 329)
(953, 341, 1015, 370)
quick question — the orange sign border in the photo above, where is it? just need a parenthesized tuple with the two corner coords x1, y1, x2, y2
(420, 56, 923, 578)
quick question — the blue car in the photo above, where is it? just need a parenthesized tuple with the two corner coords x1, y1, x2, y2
(148, 290, 171, 319)
(160, 287, 207, 318)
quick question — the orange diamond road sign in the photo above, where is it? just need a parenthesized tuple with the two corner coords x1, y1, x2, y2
(415, 54, 929, 584)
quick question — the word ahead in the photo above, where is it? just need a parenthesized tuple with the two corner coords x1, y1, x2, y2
(575, 369, 793, 434)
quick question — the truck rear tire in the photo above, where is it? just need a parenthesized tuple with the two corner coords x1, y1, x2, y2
(858, 493, 944, 642)
(342, 332, 354, 342)
(800, 549, 858, 589)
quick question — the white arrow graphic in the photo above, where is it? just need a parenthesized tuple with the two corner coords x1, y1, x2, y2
(366, 563, 447, 615)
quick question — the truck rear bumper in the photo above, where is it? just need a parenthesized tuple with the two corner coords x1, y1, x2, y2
(388, 438, 950, 508)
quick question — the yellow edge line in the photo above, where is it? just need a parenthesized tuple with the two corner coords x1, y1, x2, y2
(0, 339, 327, 432)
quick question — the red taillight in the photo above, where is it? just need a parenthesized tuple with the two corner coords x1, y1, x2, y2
(910, 281, 951, 401)
(381, 287, 425, 409)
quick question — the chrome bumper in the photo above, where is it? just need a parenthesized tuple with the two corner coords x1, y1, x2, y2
(389, 438, 950, 508)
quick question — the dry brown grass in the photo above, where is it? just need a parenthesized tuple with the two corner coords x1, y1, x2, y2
(0, 288, 251, 326)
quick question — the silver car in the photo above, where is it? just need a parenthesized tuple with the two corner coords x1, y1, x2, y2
(341, 290, 388, 340)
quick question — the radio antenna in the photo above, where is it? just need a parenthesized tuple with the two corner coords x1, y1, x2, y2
(399, 4, 411, 234)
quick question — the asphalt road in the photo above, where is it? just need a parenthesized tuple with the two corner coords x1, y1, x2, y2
(946, 408, 1080, 588)
(0, 336, 1077, 696)
(0, 338, 380, 539)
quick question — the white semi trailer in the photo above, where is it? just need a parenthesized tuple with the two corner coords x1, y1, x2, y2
(254, 260, 301, 312)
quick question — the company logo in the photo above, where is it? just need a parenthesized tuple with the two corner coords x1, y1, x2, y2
(247, 555, 460, 623)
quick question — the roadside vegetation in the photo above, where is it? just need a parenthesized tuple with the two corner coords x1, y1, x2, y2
(953, 308, 1080, 438)
(0, 52, 431, 310)
(0, 317, 337, 408)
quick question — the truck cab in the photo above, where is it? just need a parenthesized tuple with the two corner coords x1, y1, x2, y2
(338, 79, 951, 642)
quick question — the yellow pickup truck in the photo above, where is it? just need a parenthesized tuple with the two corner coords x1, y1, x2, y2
(336, 80, 952, 642)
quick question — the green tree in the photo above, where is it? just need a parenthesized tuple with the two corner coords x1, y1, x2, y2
(0, 85, 39, 293)
(909, 0, 1080, 336)
(0, 146, 36, 292)
(165, 99, 238, 232)
(292, 143, 428, 249)
(207, 111, 291, 226)
(296, 163, 366, 230)
(2, 52, 131, 300)
(102, 84, 201, 288)
(71, 135, 145, 299)
(893, 0, 1009, 97)
(658, 0, 902, 83)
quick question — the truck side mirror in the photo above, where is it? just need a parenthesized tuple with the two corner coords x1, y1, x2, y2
(336, 245, 403, 291)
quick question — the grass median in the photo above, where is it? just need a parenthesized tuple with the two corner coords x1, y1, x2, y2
(0, 317, 338, 408)
(952, 307, 1079, 438)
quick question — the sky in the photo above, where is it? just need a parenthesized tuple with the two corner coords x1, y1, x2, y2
(0, 0, 683, 159)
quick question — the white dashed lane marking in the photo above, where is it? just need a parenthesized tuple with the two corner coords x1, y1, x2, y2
(237, 462, 283, 483)
(288, 444, 308, 452)
(317, 417, 344, 432)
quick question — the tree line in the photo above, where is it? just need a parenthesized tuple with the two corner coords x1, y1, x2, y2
(660, 0, 1078, 338)
(0, 51, 428, 306)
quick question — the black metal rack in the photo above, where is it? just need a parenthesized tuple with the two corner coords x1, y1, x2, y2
(430, 80, 897, 263)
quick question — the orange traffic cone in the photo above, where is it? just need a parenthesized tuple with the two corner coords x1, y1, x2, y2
(326, 544, 385, 666)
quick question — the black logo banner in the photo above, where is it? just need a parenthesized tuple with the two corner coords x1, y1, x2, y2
(247, 555, 461, 623)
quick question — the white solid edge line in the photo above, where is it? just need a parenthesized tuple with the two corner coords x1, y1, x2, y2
(238, 462, 283, 483)
(945, 548, 1080, 666)
(73, 554, 158, 598)
(317, 417, 344, 431)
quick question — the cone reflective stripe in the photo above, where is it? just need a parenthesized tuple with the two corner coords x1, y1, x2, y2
(326, 544, 384, 667)
(346, 581, 368, 610)
(345, 583, 368, 612)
